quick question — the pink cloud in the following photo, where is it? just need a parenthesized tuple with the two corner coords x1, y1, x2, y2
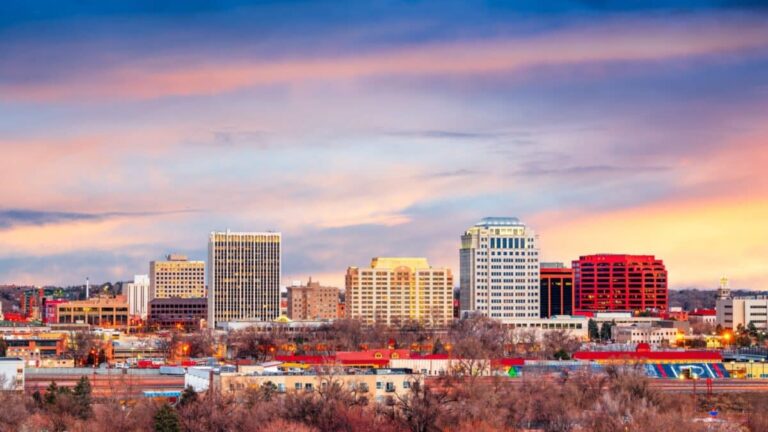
(4, 16, 768, 102)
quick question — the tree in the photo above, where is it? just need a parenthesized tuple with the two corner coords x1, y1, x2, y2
(154, 404, 180, 432)
(588, 319, 599, 341)
(178, 386, 198, 408)
(599, 322, 613, 342)
(0, 339, 7, 357)
(72, 376, 93, 419)
(747, 322, 758, 338)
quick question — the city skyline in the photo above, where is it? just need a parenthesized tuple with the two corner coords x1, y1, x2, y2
(2, 1, 767, 290)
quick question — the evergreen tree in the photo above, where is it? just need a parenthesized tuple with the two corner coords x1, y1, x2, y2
(44, 381, 59, 405)
(432, 338, 445, 354)
(178, 386, 198, 407)
(599, 322, 613, 342)
(73, 376, 93, 419)
(747, 322, 758, 338)
(588, 319, 599, 341)
(154, 404, 181, 432)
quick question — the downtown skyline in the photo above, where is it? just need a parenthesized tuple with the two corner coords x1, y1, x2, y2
(1, 1, 767, 290)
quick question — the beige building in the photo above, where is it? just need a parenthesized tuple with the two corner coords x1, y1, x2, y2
(217, 370, 414, 403)
(208, 231, 281, 328)
(717, 296, 768, 330)
(150, 254, 205, 299)
(346, 257, 453, 327)
(56, 296, 130, 328)
(287, 279, 339, 321)
(611, 323, 683, 347)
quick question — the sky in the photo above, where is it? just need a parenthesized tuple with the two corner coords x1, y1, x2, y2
(1, 1, 767, 290)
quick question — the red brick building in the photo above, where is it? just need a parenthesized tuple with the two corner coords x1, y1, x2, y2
(573, 254, 667, 313)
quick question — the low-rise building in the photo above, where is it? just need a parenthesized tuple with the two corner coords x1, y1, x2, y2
(501, 315, 590, 340)
(56, 296, 130, 328)
(689, 308, 717, 326)
(0, 358, 25, 390)
(148, 298, 207, 330)
(215, 368, 415, 403)
(611, 323, 683, 346)
(2, 332, 67, 360)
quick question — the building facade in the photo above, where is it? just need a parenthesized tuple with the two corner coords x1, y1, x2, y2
(717, 296, 768, 330)
(126, 274, 150, 319)
(150, 255, 205, 299)
(540, 263, 574, 318)
(208, 231, 281, 328)
(346, 257, 453, 327)
(287, 279, 339, 321)
(459, 217, 540, 320)
(573, 254, 667, 312)
(611, 324, 682, 346)
(56, 296, 130, 327)
(216, 369, 414, 404)
(148, 298, 207, 330)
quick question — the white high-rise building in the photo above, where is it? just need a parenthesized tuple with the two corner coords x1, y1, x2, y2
(126, 274, 150, 319)
(208, 231, 281, 328)
(460, 217, 540, 321)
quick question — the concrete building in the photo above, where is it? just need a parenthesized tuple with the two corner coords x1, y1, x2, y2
(148, 298, 207, 330)
(460, 217, 540, 320)
(346, 257, 453, 327)
(125, 275, 150, 319)
(502, 315, 589, 340)
(0, 358, 24, 391)
(540, 263, 574, 318)
(689, 308, 717, 326)
(208, 231, 281, 328)
(717, 296, 768, 330)
(287, 279, 339, 321)
(215, 368, 415, 403)
(2, 332, 67, 360)
(573, 254, 667, 312)
(611, 323, 683, 346)
(56, 296, 130, 327)
(150, 254, 205, 299)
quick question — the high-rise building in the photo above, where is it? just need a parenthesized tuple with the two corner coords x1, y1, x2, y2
(150, 254, 205, 299)
(208, 231, 281, 328)
(539, 263, 574, 318)
(125, 274, 150, 319)
(346, 257, 453, 327)
(573, 254, 667, 312)
(287, 278, 340, 321)
(459, 217, 540, 320)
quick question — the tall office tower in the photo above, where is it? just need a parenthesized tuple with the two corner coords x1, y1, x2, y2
(573, 254, 667, 312)
(460, 217, 540, 320)
(346, 257, 453, 327)
(287, 278, 340, 321)
(539, 263, 574, 318)
(125, 274, 150, 319)
(208, 231, 281, 328)
(150, 254, 206, 299)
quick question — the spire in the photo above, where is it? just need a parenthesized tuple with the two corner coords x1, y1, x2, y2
(717, 276, 731, 300)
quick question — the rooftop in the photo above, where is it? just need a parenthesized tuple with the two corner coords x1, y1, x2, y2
(473, 217, 524, 228)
